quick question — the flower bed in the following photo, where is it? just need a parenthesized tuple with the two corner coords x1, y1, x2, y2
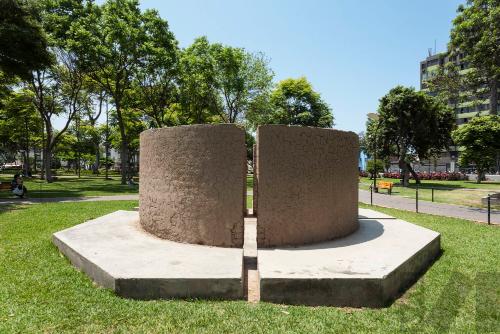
(382, 171, 468, 181)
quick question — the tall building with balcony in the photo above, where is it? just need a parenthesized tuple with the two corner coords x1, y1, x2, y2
(414, 50, 498, 173)
(420, 51, 497, 125)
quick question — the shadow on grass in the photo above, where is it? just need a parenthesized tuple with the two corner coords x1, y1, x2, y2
(0, 203, 30, 216)
(0, 176, 138, 199)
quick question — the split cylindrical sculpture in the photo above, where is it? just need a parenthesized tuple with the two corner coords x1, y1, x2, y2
(255, 125, 359, 247)
(139, 124, 246, 247)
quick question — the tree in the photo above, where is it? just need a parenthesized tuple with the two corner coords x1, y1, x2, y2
(247, 77, 333, 128)
(69, 0, 178, 184)
(452, 115, 500, 182)
(133, 9, 179, 128)
(366, 159, 385, 179)
(108, 107, 146, 175)
(178, 37, 274, 125)
(374, 86, 455, 186)
(178, 37, 221, 124)
(20, 0, 89, 182)
(450, 0, 500, 115)
(0, 0, 53, 79)
(28, 49, 88, 182)
(0, 89, 42, 174)
(211, 42, 273, 123)
(82, 81, 104, 173)
(425, 62, 464, 111)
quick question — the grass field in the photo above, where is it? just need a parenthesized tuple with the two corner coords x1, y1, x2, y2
(0, 201, 498, 333)
(1, 171, 498, 210)
(0, 175, 138, 199)
(359, 177, 500, 209)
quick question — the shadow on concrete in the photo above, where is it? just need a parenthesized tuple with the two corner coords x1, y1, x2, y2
(274, 220, 385, 250)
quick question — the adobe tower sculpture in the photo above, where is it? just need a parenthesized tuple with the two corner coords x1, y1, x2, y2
(139, 124, 246, 247)
(53, 123, 440, 307)
(254, 125, 359, 247)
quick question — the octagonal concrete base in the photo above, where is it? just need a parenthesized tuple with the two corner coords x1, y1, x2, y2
(53, 210, 243, 300)
(258, 210, 440, 307)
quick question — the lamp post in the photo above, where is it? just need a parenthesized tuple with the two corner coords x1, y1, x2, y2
(367, 113, 380, 193)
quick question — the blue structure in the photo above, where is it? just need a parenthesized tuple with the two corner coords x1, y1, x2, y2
(359, 151, 367, 171)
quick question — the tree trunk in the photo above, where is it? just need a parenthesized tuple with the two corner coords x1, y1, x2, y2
(39, 147, 45, 180)
(490, 77, 498, 115)
(115, 101, 129, 185)
(120, 140, 129, 185)
(407, 163, 420, 184)
(399, 158, 410, 187)
(33, 148, 37, 173)
(24, 118, 30, 176)
(496, 151, 500, 174)
(43, 145, 53, 183)
(23, 151, 29, 176)
(94, 144, 100, 175)
(476, 169, 483, 184)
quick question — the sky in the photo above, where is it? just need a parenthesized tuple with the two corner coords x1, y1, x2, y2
(58, 0, 464, 133)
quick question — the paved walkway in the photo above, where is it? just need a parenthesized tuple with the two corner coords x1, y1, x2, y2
(359, 189, 499, 224)
(1, 191, 498, 225)
(0, 194, 139, 205)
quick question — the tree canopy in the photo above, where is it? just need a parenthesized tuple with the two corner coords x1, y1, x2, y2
(247, 77, 333, 129)
(372, 86, 455, 186)
(452, 115, 500, 182)
(450, 0, 500, 115)
(0, 0, 336, 183)
(0, 0, 53, 79)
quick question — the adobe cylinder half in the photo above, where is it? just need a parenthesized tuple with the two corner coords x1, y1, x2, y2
(139, 124, 246, 247)
(255, 125, 359, 247)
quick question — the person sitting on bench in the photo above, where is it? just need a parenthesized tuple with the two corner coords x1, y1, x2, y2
(11, 174, 27, 198)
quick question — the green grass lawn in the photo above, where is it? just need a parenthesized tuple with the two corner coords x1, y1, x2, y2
(360, 177, 500, 209)
(0, 175, 138, 199)
(247, 174, 253, 190)
(0, 201, 498, 333)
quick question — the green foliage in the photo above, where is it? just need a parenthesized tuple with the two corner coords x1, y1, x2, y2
(0, 89, 42, 163)
(68, 0, 177, 182)
(452, 115, 500, 182)
(130, 7, 179, 128)
(450, 0, 500, 115)
(374, 86, 455, 185)
(178, 37, 221, 124)
(178, 36, 273, 124)
(211, 42, 273, 123)
(108, 108, 146, 153)
(0, 0, 53, 79)
(366, 159, 385, 176)
(245, 130, 255, 161)
(247, 77, 333, 128)
(424, 62, 464, 108)
(361, 120, 387, 160)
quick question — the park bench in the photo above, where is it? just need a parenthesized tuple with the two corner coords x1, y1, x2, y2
(0, 182, 11, 192)
(377, 181, 394, 194)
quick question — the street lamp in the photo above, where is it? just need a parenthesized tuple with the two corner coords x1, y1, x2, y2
(367, 113, 380, 193)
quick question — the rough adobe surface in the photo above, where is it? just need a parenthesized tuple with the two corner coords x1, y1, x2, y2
(256, 125, 359, 247)
(139, 124, 246, 247)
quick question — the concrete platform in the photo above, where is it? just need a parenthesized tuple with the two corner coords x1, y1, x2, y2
(53, 210, 243, 300)
(258, 215, 440, 307)
(358, 208, 394, 219)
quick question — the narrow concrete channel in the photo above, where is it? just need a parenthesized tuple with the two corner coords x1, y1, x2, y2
(243, 215, 260, 302)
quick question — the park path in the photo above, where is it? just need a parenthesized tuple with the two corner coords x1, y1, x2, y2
(358, 189, 499, 224)
(1, 191, 498, 225)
